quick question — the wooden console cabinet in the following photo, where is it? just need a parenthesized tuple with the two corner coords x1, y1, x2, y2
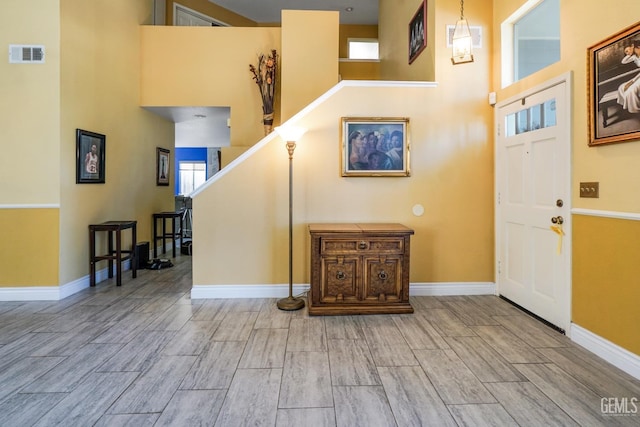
(308, 223, 414, 315)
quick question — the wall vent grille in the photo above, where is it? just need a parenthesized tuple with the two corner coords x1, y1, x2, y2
(9, 45, 45, 63)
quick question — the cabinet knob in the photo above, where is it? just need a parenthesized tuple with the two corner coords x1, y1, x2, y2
(336, 271, 346, 280)
(378, 270, 388, 280)
(358, 241, 368, 250)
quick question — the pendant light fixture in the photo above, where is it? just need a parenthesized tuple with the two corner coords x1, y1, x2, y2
(451, 0, 474, 64)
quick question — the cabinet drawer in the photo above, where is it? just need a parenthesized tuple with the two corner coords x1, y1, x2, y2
(320, 237, 404, 255)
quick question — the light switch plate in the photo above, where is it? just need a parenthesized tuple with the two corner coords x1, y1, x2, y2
(579, 182, 599, 198)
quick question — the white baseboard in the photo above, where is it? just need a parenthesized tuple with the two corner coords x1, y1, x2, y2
(571, 323, 640, 380)
(410, 282, 496, 296)
(191, 284, 311, 299)
(190, 281, 496, 300)
(0, 261, 132, 301)
(0, 286, 61, 301)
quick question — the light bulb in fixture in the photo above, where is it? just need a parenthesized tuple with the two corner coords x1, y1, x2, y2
(451, 0, 474, 64)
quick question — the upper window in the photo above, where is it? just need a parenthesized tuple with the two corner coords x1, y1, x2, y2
(348, 39, 379, 60)
(505, 99, 557, 137)
(502, 0, 560, 86)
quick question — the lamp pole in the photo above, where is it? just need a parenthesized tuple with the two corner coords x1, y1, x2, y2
(276, 127, 306, 311)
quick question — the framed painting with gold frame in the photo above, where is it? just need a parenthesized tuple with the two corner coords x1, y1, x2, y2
(588, 22, 640, 146)
(341, 117, 410, 177)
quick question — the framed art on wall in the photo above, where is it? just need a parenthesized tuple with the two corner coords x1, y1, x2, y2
(409, 1, 427, 64)
(341, 117, 410, 177)
(76, 129, 105, 184)
(588, 22, 640, 146)
(156, 147, 170, 186)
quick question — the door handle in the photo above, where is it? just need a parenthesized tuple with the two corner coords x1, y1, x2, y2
(551, 216, 564, 225)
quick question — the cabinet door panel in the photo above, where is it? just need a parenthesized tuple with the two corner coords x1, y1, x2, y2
(321, 257, 360, 303)
(362, 256, 402, 302)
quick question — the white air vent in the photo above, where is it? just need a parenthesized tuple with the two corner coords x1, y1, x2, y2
(9, 45, 45, 63)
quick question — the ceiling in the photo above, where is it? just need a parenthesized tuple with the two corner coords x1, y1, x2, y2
(145, 106, 231, 148)
(208, 0, 379, 25)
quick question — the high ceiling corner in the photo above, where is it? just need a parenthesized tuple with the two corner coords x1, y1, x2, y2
(207, 0, 378, 25)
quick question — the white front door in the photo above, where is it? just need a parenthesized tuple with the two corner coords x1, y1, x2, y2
(495, 74, 572, 333)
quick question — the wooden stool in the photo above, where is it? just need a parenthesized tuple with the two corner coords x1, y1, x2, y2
(89, 220, 137, 287)
(153, 211, 183, 258)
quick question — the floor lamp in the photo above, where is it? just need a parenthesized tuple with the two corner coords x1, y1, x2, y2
(274, 125, 307, 311)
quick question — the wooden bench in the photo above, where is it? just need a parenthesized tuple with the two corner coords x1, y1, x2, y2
(597, 68, 637, 128)
(599, 90, 620, 128)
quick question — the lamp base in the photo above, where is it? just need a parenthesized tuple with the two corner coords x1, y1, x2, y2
(277, 296, 305, 311)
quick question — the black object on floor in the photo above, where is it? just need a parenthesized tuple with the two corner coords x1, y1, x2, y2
(181, 240, 193, 255)
(135, 241, 150, 270)
(146, 258, 173, 270)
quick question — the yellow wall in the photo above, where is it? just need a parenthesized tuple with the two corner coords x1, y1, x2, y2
(1, 209, 59, 286)
(338, 24, 380, 80)
(0, 0, 61, 286)
(492, 0, 640, 354)
(280, 11, 340, 121)
(193, 83, 494, 286)
(339, 61, 380, 81)
(58, 0, 175, 285)
(1, 0, 180, 289)
(493, 0, 640, 214)
(379, 0, 437, 81)
(190, 3, 493, 287)
(573, 215, 640, 354)
(1, 1, 61, 204)
(140, 26, 281, 148)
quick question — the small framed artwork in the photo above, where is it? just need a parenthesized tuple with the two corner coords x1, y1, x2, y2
(341, 117, 410, 177)
(156, 147, 170, 186)
(409, 0, 427, 64)
(588, 22, 640, 146)
(76, 129, 106, 184)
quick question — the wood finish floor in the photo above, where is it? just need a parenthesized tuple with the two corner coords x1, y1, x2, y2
(0, 255, 638, 426)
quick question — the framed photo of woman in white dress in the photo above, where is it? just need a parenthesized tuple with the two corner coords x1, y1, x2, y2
(76, 129, 106, 183)
(588, 22, 640, 146)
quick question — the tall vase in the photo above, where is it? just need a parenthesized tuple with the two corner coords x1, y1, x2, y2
(263, 113, 274, 136)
